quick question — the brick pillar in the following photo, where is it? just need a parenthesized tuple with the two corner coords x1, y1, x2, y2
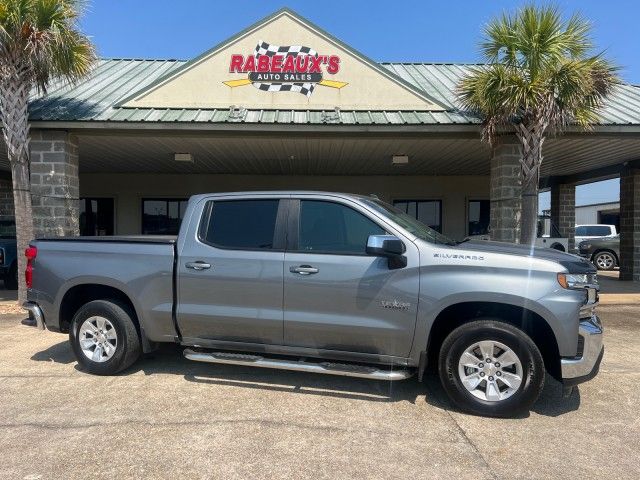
(0, 177, 14, 219)
(29, 130, 79, 237)
(490, 136, 522, 243)
(550, 183, 576, 252)
(620, 167, 640, 282)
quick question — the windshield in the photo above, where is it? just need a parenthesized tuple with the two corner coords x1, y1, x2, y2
(361, 198, 456, 246)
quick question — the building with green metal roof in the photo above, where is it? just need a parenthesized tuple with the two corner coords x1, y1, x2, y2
(1, 7, 639, 280)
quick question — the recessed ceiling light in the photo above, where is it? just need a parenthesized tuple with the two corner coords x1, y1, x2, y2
(174, 153, 193, 163)
(392, 155, 409, 166)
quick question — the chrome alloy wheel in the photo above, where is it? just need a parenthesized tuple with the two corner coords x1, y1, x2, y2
(595, 253, 615, 270)
(79, 316, 117, 362)
(457, 340, 523, 402)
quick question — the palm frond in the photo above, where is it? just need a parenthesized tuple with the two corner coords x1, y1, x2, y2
(457, 3, 619, 145)
(0, 0, 96, 92)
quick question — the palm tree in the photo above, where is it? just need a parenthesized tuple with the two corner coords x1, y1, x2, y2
(458, 5, 618, 245)
(0, 0, 95, 302)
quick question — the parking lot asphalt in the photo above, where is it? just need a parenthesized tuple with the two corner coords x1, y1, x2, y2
(1, 306, 639, 480)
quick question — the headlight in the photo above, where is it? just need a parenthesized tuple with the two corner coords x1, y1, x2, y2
(579, 242, 591, 250)
(557, 272, 598, 289)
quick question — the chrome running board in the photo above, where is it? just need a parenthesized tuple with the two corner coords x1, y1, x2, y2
(183, 349, 413, 381)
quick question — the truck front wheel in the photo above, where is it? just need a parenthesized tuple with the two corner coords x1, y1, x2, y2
(592, 251, 617, 271)
(438, 320, 545, 417)
(69, 299, 141, 375)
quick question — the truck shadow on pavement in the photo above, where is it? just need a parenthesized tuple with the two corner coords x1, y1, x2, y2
(30, 338, 76, 364)
(31, 340, 581, 416)
(421, 372, 581, 418)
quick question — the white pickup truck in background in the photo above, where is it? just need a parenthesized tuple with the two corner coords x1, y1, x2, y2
(575, 224, 617, 245)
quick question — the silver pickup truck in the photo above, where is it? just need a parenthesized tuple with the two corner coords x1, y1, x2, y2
(24, 191, 603, 417)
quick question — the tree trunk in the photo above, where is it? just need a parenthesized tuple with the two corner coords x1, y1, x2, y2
(0, 63, 33, 304)
(10, 161, 34, 304)
(516, 121, 546, 247)
(520, 173, 539, 247)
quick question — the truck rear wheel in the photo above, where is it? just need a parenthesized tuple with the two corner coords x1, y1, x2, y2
(438, 320, 545, 417)
(69, 299, 141, 375)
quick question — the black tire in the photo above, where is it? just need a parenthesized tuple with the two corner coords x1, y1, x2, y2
(592, 251, 617, 271)
(438, 320, 545, 417)
(550, 243, 565, 252)
(69, 299, 141, 375)
(4, 262, 18, 290)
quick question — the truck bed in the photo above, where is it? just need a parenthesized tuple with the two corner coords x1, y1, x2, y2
(29, 236, 178, 342)
(36, 235, 177, 244)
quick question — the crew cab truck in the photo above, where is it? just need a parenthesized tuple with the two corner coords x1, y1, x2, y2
(23, 192, 603, 417)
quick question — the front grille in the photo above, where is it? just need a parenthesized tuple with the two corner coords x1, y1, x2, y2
(576, 335, 585, 358)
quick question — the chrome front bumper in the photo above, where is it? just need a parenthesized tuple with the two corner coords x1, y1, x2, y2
(22, 302, 45, 330)
(561, 315, 603, 385)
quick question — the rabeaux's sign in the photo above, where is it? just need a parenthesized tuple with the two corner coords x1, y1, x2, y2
(223, 41, 348, 96)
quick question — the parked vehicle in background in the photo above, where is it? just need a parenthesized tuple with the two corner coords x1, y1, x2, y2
(468, 215, 568, 251)
(578, 236, 620, 271)
(536, 215, 568, 251)
(0, 219, 18, 290)
(23, 191, 603, 417)
(575, 224, 617, 245)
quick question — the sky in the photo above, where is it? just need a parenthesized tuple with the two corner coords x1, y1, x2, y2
(79, 0, 629, 208)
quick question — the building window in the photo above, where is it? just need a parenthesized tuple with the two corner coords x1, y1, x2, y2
(142, 198, 188, 235)
(201, 200, 280, 250)
(468, 200, 490, 236)
(393, 199, 442, 233)
(80, 198, 114, 236)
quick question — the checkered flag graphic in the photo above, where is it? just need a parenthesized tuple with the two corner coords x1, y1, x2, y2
(252, 41, 318, 97)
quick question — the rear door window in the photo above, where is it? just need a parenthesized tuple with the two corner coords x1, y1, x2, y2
(201, 200, 280, 250)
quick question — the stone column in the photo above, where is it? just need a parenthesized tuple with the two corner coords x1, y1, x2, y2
(490, 136, 522, 243)
(0, 177, 15, 219)
(620, 167, 640, 282)
(29, 130, 80, 237)
(550, 183, 576, 252)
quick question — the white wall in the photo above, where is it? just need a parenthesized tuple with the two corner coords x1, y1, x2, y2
(80, 173, 489, 240)
(575, 202, 620, 225)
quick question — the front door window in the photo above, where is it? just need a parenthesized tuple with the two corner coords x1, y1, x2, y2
(298, 200, 385, 254)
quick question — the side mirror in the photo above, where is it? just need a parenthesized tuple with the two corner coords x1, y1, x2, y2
(366, 235, 405, 257)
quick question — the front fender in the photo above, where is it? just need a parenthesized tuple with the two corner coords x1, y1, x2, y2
(409, 267, 583, 361)
(411, 292, 560, 359)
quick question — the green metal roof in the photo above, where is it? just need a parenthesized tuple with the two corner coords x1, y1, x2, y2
(28, 58, 640, 126)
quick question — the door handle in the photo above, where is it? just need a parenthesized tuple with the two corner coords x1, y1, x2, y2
(290, 265, 319, 275)
(186, 261, 211, 271)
